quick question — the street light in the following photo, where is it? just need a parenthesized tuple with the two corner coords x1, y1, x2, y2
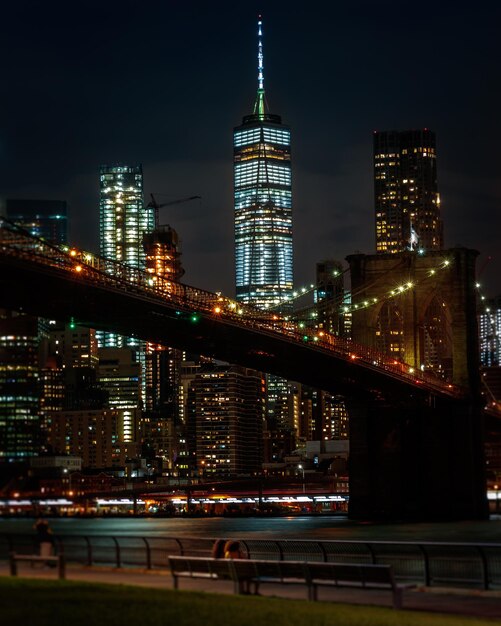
(298, 464, 305, 494)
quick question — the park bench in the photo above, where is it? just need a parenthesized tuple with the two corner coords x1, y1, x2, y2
(167, 556, 411, 608)
(168, 556, 238, 592)
(9, 552, 66, 580)
(305, 561, 411, 609)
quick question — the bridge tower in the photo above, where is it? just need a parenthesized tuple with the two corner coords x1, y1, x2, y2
(346, 248, 487, 520)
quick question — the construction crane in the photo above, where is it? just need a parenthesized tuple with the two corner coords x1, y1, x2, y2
(147, 194, 201, 228)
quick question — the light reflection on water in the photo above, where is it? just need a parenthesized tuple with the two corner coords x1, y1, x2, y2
(1, 516, 500, 543)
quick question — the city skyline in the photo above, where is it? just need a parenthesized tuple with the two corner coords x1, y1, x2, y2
(2, 1, 501, 299)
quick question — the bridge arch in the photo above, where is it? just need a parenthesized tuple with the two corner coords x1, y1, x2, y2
(347, 248, 480, 391)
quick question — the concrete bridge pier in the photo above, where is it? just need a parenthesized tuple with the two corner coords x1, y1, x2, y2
(347, 394, 488, 521)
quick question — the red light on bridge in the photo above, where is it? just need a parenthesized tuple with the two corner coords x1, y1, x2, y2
(74, 265, 82, 273)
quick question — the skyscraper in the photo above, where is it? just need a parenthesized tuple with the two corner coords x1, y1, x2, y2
(373, 129, 443, 254)
(233, 17, 293, 310)
(99, 165, 152, 267)
(98, 164, 153, 354)
(233, 17, 294, 437)
(480, 297, 501, 367)
(0, 199, 68, 460)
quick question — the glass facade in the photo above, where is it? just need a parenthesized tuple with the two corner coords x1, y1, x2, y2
(99, 164, 152, 267)
(234, 117, 293, 309)
(98, 164, 153, 350)
(233, 18, 293, 310)
(233, 17, 293, 433)
(374, 129, 443, 254)
(480, 297, 501, 367)
(1, 200, 68, 459)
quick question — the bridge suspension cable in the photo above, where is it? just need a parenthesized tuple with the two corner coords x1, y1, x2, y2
(0, 216, 464, 399)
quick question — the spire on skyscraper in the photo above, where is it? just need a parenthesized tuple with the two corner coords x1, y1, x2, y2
(253, 15, 266, 119)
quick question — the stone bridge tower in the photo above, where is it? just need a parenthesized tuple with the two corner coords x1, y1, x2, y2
(347, 248, 480, 393)
(345, 248, 487, 521)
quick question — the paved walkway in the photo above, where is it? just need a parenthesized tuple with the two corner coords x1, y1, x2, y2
(1, 562, 501, 619)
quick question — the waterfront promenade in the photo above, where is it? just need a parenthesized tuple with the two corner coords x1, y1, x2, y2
(2, 561, 501, 619)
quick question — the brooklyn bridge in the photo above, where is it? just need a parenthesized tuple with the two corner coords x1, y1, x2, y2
(0, 218, 487, 521)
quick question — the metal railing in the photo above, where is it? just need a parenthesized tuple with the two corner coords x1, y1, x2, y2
(0, 218, 463, 398)
(1, 533, 500, 590)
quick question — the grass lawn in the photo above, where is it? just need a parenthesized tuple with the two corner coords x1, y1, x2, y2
(0, 577, 496, 626)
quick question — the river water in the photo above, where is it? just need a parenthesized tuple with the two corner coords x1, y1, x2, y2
(1, 515, 500, 543)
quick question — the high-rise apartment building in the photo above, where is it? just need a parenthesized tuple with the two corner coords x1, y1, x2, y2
(47, 408, 139, 468)
(233, 18, 293, 309)
(191, 364, 265, 477)
(373, 129, 443, 254)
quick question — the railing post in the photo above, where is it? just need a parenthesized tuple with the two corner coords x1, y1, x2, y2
(366, 543, 376, 564)
(476, 546, 489, 590)
(318, 542, 328, 563)
(112, 537, 121, 568)
(175, 538, 184, 556)
(276, 541, 283, 561)
(143, 537, 152, 570)
(84, 536, 93, 566)
(417, 544, 430, 586)
(55, 535, 63, 560)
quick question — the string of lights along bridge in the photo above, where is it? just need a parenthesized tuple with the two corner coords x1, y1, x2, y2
(0, 218, 462, 399)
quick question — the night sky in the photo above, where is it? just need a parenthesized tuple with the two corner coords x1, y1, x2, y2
(2, 0, 501, 298)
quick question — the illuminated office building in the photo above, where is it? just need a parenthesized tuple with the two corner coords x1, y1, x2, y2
(0, 200, 68, 460)
(233, 17, 293, 309)
(0, 311, 42, 459)
(192, 364, 265, 477)
(97, 348, 141, 444)
(374, 129, 443, 254)
(142, 225, 185, 463)
(47, 409, 139, 469)
(480, 297, 501, 367)
(99, 164, 152, 267)
(98, 164, 153, 352)
(234, 17, 293, 434)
